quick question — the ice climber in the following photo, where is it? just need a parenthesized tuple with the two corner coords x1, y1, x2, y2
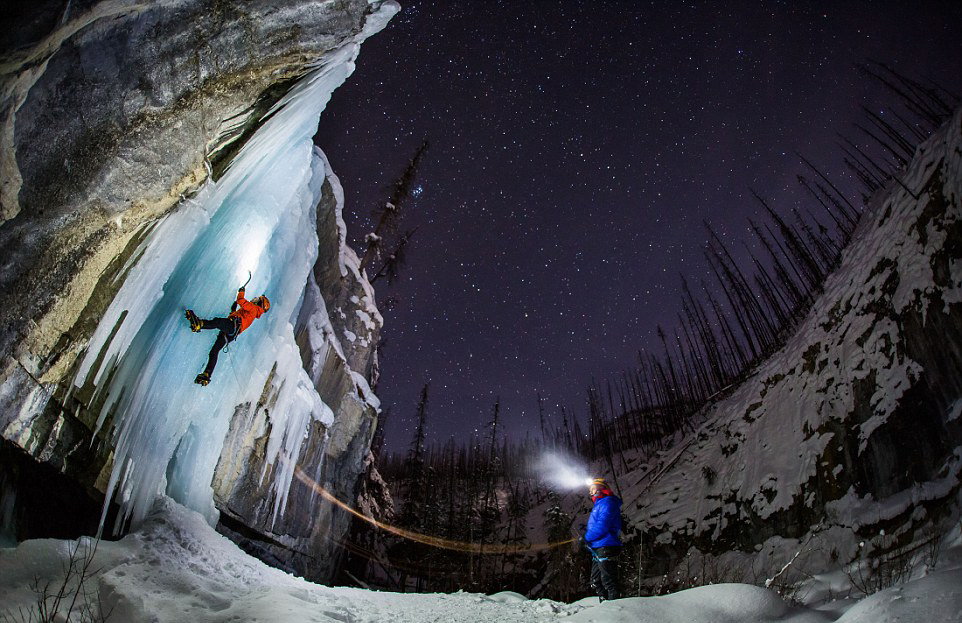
(184, 287, 270, 386)
(584, 477, 623, 601)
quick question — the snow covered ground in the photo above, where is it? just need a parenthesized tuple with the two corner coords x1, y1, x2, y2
(1, 498, 959, 622)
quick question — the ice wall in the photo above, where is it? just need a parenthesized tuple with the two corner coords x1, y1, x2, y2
(71, 5, 396, 533)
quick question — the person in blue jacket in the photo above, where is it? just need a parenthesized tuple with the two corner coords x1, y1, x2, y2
(584, 477, 622, 601)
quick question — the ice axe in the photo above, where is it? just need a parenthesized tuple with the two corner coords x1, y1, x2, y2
(240, 271, 251, 291)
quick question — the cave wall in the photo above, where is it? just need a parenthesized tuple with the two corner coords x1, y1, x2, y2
(0, 0, 393, 582)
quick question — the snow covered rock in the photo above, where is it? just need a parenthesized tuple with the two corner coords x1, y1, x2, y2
(627, 109, 962, 587)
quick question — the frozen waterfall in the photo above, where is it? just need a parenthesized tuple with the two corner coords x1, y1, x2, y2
(71, 4, 396, 534)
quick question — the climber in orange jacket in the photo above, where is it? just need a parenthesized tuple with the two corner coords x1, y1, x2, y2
(185, 287, 270, 386)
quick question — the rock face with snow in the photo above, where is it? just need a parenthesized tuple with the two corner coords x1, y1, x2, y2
(0, 0, 393, 581)
(627, 110, 962, 584)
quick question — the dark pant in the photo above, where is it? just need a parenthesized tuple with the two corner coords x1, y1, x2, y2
(590, 546, 621, 601)
(200, 317, 239, 377)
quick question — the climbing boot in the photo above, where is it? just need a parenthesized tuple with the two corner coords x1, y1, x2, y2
(185, 309, 203, 332)
(194, 372, 211, 386)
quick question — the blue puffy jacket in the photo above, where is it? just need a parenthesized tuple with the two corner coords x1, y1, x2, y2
(585, 493, 622, 548)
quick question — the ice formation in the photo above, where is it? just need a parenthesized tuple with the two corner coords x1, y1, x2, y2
(71, 4, 397, 533)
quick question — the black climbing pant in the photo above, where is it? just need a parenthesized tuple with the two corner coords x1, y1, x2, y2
(199, 317, 239, 378)
(590, 546, 621, 601)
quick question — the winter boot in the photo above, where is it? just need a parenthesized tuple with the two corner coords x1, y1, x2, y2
(194, 372, 211, 386)
(185, 309, 203, 332)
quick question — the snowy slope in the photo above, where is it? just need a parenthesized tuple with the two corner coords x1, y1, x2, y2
(620, 108, 962, 585)
(1, 498, 960, 622)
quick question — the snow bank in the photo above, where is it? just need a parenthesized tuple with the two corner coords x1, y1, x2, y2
(2, 498, 961, 622)
(563, 584, 832, 623)
(834, 568, 962, 623)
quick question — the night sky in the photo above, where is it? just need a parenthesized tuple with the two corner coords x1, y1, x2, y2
(313, 1, 962, 451)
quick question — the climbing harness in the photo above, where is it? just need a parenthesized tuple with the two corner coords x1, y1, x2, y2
(587, 545, 610, 562)
(222, 278, 246, 388)
(223, 272, 250, 353)
(221, 317, 241, 352)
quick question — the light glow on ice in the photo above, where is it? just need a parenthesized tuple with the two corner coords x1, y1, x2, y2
(71, 3, 398, 534)
(233, 218, 271, 284)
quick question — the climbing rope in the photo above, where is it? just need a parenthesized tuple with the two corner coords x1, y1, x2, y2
(287, 460, 574, 554)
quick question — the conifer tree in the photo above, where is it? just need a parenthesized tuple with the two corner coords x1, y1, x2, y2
(370, 228, 418, 285)
(361, 140, 430, 273)
(400, 384, 430, 529)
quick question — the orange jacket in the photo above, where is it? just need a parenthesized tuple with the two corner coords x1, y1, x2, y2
(228, 289, 264, 334)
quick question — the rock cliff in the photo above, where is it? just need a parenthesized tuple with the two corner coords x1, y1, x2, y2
(625, 109, 962, 587)
(0, 0, 394, 581)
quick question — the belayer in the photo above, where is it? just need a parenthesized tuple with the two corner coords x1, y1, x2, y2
(185, 286, 270, 386)
(584, 477, 623, 601)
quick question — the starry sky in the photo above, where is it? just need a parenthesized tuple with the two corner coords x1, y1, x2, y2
(313, 1, 962, 451)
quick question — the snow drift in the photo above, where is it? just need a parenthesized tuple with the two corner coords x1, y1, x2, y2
(2, 496, 960, 622)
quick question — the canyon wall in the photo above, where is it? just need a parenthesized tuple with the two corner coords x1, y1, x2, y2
(0, 0, 394, 581)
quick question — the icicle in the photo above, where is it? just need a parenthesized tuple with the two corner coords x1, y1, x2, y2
(74, 1, 398, 534)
